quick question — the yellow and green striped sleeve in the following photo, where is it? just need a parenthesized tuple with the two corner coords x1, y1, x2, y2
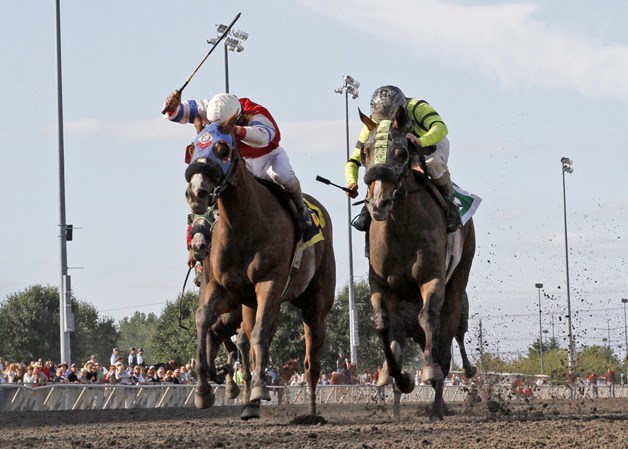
(344, 126, 370, 185)
(407, 98, 448, 148)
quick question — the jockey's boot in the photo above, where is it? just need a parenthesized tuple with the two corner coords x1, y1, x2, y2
(351, 205, 371, 232)
(286, 181, 313, 234)
(433, 171, 462, 233)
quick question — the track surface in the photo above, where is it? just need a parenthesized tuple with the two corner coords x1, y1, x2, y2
(0, 398, 626, 448)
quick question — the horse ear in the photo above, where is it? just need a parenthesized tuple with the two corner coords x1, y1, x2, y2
(359, 108, 377, 131)
(394, 105, 411, 131)
(218, 114, 238, 135)
(193, 115, 204, 134)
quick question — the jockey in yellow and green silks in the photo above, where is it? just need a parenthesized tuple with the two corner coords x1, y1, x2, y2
(345, 85, 461, 233)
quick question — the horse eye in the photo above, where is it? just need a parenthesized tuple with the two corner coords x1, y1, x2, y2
(212, 142, 230, 161)
(362, 145, 371, 163)
(392, 147, 407, 162)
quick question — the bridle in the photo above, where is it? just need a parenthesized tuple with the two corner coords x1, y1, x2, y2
(363, 134, 424, 209)
(184, 123, 243, 205)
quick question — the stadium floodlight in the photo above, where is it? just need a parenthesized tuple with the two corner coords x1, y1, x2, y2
(207, 24, 249, 92)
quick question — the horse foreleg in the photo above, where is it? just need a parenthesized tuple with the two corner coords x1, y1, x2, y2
(195, 303, 216, 409)
(418, 279, 446, 382)
(429, 379, 445, 422)
(371, 292, 414, 394)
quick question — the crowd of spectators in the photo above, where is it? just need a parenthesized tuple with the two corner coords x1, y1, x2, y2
(0, 349, 197, 387)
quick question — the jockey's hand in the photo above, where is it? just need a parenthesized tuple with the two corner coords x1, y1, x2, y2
(406, 133, 422, 147)
(346, 183, 359, 199)
(164, 90, 181, 115)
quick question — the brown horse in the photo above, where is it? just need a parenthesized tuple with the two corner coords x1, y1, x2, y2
(185, 121, 336, 417)
(359, 106, 476, 421)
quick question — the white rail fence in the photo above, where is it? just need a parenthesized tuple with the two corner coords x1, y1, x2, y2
(1, 384, 626, 412)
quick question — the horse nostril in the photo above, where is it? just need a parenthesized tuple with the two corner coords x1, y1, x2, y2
(198, 190, 208, 200)
(196, 243, 207, 259)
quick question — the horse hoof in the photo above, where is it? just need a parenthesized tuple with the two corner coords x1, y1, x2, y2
(394, 372, 415, 394)
(194, 389, 215, 409)
(465, 365, 478, 379)
(429, 414, 444, 423)
(226, 382, 240, 400)
(240, 402, 261, 420)
(421, 364, 444, 382)
(250, 384, 271, 402)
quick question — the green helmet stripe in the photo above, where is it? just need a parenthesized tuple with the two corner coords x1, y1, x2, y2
(374, 120, 392, 164)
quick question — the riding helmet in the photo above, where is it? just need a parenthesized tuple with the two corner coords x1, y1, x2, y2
(370, 85, 407, 122)
(207, 93, 242, 123)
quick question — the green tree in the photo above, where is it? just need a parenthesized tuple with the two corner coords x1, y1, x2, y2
(269, 302, 305, 365)
(117, 311, 159, 364)
(0, 284, 118, 365)
(147, 291, 197, 364)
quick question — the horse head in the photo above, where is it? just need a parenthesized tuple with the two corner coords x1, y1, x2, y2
(185, 116, 239, 215)
(360, 106, 413, 221)
(189, 211, 215, 262)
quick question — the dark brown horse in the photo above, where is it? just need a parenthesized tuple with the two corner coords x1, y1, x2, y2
(359, 106, 476, 421)
(185, 121, 336, 417)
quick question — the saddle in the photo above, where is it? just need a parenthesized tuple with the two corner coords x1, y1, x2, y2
(254, 178, 324, 247)
(407, 143, 448, 212)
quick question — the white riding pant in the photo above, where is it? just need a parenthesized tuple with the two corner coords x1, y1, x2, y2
(243, 146, 299, 192)
(425, 136, 450, 181)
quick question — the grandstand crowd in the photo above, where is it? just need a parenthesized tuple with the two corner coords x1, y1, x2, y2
(0, 348, 197, 386)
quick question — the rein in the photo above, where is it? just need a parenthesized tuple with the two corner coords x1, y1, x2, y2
(178, 266, 193, 330)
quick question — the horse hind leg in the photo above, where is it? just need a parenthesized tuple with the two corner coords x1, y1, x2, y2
(222, 338, 240, 400)
(238, 316, 260, 420)
(456, 292, 477, 379)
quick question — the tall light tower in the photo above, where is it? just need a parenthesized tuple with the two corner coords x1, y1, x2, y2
(208, 25, 248, 93)
(622, 298, 628, 384)
(535, 283, 544, 374)
(334, 75, 360, 367)
(55, 0, 73, 364)
(561, 157, 575, 370)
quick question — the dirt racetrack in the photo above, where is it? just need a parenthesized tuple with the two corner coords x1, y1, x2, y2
(0, 398, 626, 449)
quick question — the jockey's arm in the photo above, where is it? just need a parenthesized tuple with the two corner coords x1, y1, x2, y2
(163, 99, 210, 126)
(344, 125, 370, 187)
(235, 116, 276, 148)
(407, 98, 448, 148)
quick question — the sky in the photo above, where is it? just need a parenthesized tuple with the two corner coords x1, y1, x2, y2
(1, 0, 627, 362)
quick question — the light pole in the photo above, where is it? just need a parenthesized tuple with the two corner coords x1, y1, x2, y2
(535, 283, 544, 374)
(622, 298, 628, 384)
(561, 157, 575, 370)
(335, 75, 360, 367)
(208, 25, 248, 93)
(55, 0, 73, 364)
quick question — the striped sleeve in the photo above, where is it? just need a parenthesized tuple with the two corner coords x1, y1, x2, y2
(345, 125, 370, 185)
(164, 99, 210, 125)
(408, 99, 448, 147)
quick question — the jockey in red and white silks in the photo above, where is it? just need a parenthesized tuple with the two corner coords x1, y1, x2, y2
(163, 91, 312, 230)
